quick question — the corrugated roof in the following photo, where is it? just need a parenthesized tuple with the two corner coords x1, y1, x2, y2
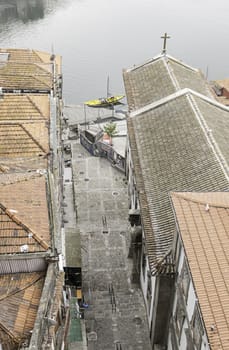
(123, 54, 213, 112)
(0, 173, 50, 251)
(127, 90, 229, 274)
(171, 192, 229, 350)
(0, 271, 45, 346)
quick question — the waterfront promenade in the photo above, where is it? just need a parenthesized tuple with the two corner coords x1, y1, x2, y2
(62, 105, 151, 349)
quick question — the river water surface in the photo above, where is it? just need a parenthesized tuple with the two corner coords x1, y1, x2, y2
(0, 0, 228, 104)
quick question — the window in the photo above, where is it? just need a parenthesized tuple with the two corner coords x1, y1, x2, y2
(147, 271, 152, 312)
(192, 305, 204, 350)
(181, 259, 190, 300)
(141, 251, 146, 278)
(175, 300, 185, 341)
(172, 231, 181, 265)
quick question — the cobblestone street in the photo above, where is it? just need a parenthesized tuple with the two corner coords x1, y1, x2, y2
(70, 140, 151, 350)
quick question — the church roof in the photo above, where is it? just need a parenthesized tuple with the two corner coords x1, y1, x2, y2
(171, 192, 229, 350)
(127, 89, 229, 274)
(123, 54, 213, 112)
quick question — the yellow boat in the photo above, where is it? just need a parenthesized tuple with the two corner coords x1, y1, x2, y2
(84, 95, 125, 107)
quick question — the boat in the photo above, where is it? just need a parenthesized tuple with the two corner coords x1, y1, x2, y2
(84, 94, 125, 107)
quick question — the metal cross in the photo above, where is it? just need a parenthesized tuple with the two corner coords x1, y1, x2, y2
(161, 32, 171, 54)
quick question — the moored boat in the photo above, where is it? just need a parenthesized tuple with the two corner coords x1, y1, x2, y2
(84, 95, 125, 107)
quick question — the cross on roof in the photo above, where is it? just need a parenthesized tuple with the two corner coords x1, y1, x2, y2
(161, 32, 171, 54)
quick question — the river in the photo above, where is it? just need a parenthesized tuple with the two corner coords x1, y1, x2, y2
(0, 0, 228, 104)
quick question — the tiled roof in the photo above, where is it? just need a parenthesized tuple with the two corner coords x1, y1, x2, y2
(123, 54, 213, 111)
(0, 94, 49, 122)
(0, 203, 49, 254)
(0, 122, 48, 158)
(0, 62, 52, 91)
(215, 78, 229, 91)
(0, 48, 62, 75)
(127, 90, 229, 274)
(0, 173, 50, 251)
(171, 192, 229, 350)
(0, 48, 43, 63)
(0, 93, 49, 170)
(211, 79, 229, 106)
(0, 271, 45, 346)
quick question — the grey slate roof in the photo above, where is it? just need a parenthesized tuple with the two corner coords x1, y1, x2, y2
(123, 54, 213, 112)
(127, 89, 229, 274)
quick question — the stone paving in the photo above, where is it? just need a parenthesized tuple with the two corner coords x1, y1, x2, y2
(69, 140, 151, 350)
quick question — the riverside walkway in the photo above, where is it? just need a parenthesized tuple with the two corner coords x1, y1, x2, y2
(63, 105, 151, 350)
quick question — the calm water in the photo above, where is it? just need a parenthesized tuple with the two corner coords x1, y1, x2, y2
(0, 0, 228, 104)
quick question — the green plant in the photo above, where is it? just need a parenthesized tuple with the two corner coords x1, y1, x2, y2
(103, 122, 118, 138)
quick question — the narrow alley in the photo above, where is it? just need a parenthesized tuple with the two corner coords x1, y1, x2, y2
(62, 112, 151, 349)
(72, 141, 151, 350)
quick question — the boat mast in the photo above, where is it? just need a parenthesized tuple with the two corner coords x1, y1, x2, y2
(107, 75, 110, 97)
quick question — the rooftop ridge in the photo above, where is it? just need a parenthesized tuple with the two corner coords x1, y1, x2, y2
(32, 74, 52, 89)
(32, 49, 44, 63)
(20, 123, 48, 154)
(162, 56, 181, 91)
(34, 62, 52, 75)
(26, 95, 47, 120)
(171, 192, 229, 209)
(125, 53, 199, 73)
(0, 321, 20, 344)
(0, 202, 50, 251)
(129, 87, 229, 117)
(0, 172, 44, 185)
(187, 93, 229, 180)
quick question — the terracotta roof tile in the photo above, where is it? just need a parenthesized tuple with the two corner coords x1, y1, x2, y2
(0, 94, 49, 122)
(0, 272, 45, 346)
(0, 48, 62, 76)
(0, 122, 48, 158)
(0, 203, 49, 254)
(171, 192, 229, 350)
(0, 61, 52, 91)
(0, 173, 50, 251)
(0, 49, 43, 63)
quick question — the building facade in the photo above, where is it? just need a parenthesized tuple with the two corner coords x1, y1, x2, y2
(168, 192, 229, 350)
(123, 53, 229, 349)
(0, 48, 66, 350)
